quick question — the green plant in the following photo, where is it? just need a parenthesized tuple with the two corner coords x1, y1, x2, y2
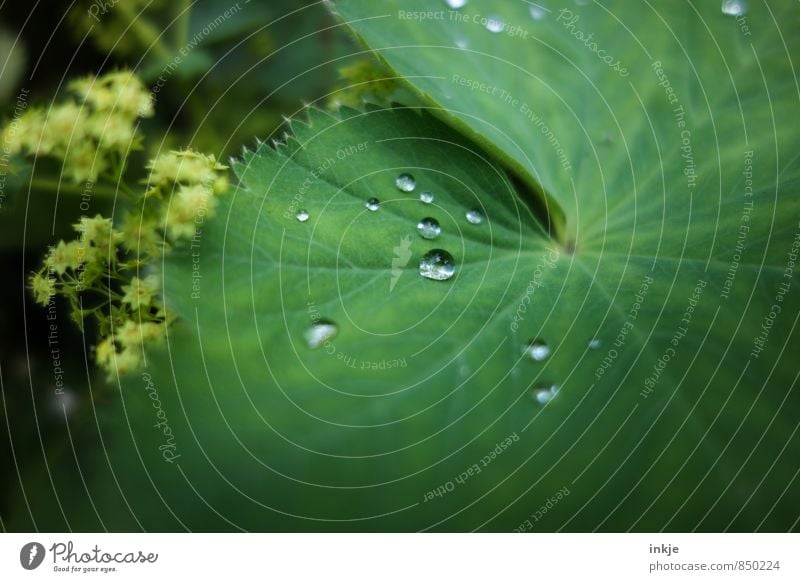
(10, 1, 800, 532)
(7, 70, 229, 377)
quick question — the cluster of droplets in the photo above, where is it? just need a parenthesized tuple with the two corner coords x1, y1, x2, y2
(302, 170, 486, 348)
(521, 337, 603, 404)
(389, 172, 485, 281)
(523, 339, 558, 406)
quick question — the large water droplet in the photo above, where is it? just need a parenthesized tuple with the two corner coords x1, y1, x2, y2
(533, 384, 559, 405)
(419, 249, 456, 281)
(523, 339, 551, 362)
(588, 338, 601, 350)
(529, 4, 547, 20)
(445, 0, 468, 8)
(721, 0, 747, 15)
(417, 217, 441, 240)
(419, 191, 434, 204)
(485, 16, 505, 33)
(365, 198, 380, 211)
(305, 320, 338, 349)
(296, 210, 309, 222)
(466, 208, 484, 224)
(395, 173, 416, 192)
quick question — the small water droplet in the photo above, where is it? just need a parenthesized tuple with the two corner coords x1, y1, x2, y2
(455, 38, 469, 50)
(445, 0, 468, 8)
(420, 191, 434, 204)
(305, 320, 338, 349)
(466, 208, 483, 224)
(296, 210, 309, 222)
(721, 0, 747, 15)
(419, 249, 456, 281)
(523, 339, 551, 362)
(529, 4, 547, 20)
(395, 173, 416, 192)
(533, 384, 559, 405)
(417, 217, 441, 240)
(588, 338, 601, 350)
(485, 16, 505, 33)
(365, 198, 380, 211)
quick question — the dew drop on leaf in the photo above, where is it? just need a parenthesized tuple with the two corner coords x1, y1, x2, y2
(455, 38, 469, 50)
(419, 249, 456, 281)
(395, 173, 416, 192)
(466, 208, 484, 224)
(721, 0, 747, 16)
(529, 4, 547, 21)
(419, 191, 434, 204)
(523, 338, 551, 362)
(417, 217, 441, 240)
(445, 0, 468, 8)
(485, 16, 505, 33)
(588, 338, 601, 350)
(533, 384, 559, 405)
(365, 198, 380, 211)
(296, 210, 309, 222)
(304, 320, 338, 349)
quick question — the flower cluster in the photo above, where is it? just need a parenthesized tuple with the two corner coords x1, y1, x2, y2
(2, 70, 153, 183)
(19, 71, 229, 379)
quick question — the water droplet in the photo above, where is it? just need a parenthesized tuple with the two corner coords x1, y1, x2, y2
(445, 0, 468, 8)
(419, 249, 456, 281)
(417, 217, 441, 240)
(456, 38, 469, 50)
(529, 4, 547, 20)
(304, 320, 338, 349)
(365, 198, 380, 211)
(588, 338, 601, 350)
(420, 191, 434, 204)
(395, 173, 416, 192)
(485, 16, 505, 33)
(296, 210, 309, 222)
(466, 208, 483, 224)
(533, 384, 559, 405)
(523, 339, 551, 362)
(721, 0, 747, 15)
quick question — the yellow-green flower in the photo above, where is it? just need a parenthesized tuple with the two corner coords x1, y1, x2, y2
(74, 214, 115, 249)
(30, 272, 55, 305)
(119, 213, 161, 256)
(121, 275, 159, 310)
(148, 150, 227, 187)
(46, 240, 84, 275)
(95, 336, 116, 369)
(44, 102, 88, 153)
(111, 347, 141, 376)
(165, 184, 216, 240)
(87, 111, 136, 151)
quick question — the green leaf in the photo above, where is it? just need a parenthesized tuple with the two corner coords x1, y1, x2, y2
(16, 1, 800, 532)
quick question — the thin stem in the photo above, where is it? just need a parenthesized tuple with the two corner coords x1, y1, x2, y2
(115, 2, 174, 62)
(29, 177, 120, 199)
(176, 0, 193, 49)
